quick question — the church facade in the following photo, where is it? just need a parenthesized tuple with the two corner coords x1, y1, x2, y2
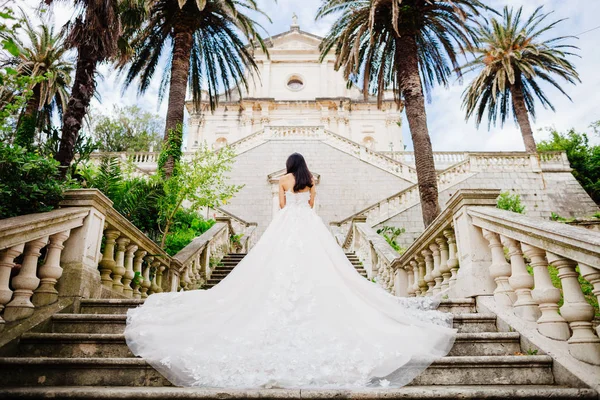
(185, 19, 404, 153)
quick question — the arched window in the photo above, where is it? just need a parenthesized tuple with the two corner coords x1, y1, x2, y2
(362, 136, 375, 149)
(286, 75, 304, 91)
(214, 137, 228, 149)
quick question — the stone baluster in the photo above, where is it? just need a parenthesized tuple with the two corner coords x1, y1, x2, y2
(141, 255, 153, 298)
(482, 230, 516, 306)
(99, 229, 120, 288)
(32, 231, 71, 306)
(546, 253, 600, 365)
(416, 256, 428, 296)
(405, 264, 415, 297)
(436, 236, 451, 292)
(194, 255, 203, 286)
(421, 249, 434, 296)
(150, 260, 161, 294)
(122, 244, 138, 298)
(132, 250, 146, 299)
(410, 260, 420, 297)
(0, 244, 25, 329)
(429, 242, 442, 295)
(579, 263, 600, 331)
(112, 237, 129, 293)
(156, 264, 166, 293)
(444, 229, 459, 289)
(190, 260, 198, 289)
(501, 237, 540, 321)
(4, 237, 48, 321)
(521, 244, 570, 340)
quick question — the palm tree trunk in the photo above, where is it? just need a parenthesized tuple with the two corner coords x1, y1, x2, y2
(397, 36, 440, 227)
(55, 44, 98, 178)
(15, 85, 41, 148)
(161, 22, 193, 178)
(511, 78, 537, 154)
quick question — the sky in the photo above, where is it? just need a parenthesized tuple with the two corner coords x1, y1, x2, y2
(12, 0, 600, 151)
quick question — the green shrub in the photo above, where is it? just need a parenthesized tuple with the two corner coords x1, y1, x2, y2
(376, 225, 406, 254)
(0, 143, 73, 219)
(163, 209, 216, 256)
(496, 192, 525, 214)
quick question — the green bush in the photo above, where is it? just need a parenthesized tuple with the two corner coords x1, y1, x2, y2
(496, 192, 525, 214)
(163, 209, 216, 256)
(0, 143, 72, 219)
(376, 225, 406, 254)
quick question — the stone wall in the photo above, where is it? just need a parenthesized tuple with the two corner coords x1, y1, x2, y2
(378, 170, 599, 249)
(221, 139, 413, 236)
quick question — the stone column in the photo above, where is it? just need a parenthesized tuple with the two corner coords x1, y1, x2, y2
(436, 236, 451, 292)
(112, 237, 130, 293)
(122, 244, 138, 298)
(99, 229, 119, 289)
(444, 229, 459, 291)
(421, 249, 434, 296)
(429, 243, 442, 295)
(132, 250, 146, 299)
(416, 256, 427, 296)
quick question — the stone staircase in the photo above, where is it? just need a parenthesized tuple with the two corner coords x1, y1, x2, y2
(205, 253, 368, 289)
(0, 297, 595, 399)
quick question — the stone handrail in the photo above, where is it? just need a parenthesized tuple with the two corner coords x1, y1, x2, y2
(213, 207, 258, 253)
(343, 217, 403, 293)
(391, 189, 600, 366)
(0, 189, 247, 332)
(331, 158, 475, 243)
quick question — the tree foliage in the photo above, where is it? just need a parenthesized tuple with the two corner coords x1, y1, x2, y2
(462, 6, 579, 152)
(537, 124, 600, 205)
(90, 105, 163, 152)
(496, 191, 525, 214)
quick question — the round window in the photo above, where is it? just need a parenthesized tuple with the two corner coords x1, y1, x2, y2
(287, 76, 304, 91)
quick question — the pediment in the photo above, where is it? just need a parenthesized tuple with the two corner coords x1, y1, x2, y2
(267, 30, 323, 51)
(268, 168, 321, 184)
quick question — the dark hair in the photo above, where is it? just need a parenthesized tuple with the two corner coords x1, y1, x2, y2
(286, 153, 313, 193)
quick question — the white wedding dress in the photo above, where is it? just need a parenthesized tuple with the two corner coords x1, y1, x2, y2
(125, 190, 457, 388)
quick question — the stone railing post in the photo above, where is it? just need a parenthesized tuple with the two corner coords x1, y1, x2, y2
(58, 189, 111, 300)
(436, 236, 451, 292)
(122, 244, 138, 298)
(112, 237, 129, 293)
(444, 229, 459, 290)
(501, 237, 539, 321)
(451, 190, 499, 298)
(0, 245, 24, 329)
(132, 250, 146, 299)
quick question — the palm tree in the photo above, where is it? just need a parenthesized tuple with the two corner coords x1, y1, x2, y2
(462, 6, 580, 154)
(5, 17, 72, 147)
(318, 0, 486, 227)
(50, 0, 143, 177)
(119, 0, 267, 177)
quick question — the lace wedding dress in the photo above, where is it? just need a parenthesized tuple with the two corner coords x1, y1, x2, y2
(125, 190, 457, 388)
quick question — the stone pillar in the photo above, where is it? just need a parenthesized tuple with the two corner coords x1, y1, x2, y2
(429, 242, 442, 295)
(451, 190, 499, 298)
(99, 230, 119, 289)
(421, 249, 434, 296)
(58, 189, 111, 300)
(141, 255, 153, 298)
(395, 267, 408, 297)
(112, 237, 129, 293)
(132, 250, 146, 299)
(32, 231, 71, 306)
(436, 236, 451, 292)
(444, 229, 459, 291)
(416, 256, 427, 296)
(4, 237, 48, 321)
(522, 244, 570, 340)
(410, 260, 419, 297)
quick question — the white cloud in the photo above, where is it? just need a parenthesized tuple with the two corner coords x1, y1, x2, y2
(11, 0, 600, 150)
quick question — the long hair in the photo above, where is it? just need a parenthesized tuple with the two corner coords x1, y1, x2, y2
(286, 153, 313, 193)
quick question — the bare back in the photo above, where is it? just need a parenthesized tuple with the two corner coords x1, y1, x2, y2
(279, 173, 316, 209)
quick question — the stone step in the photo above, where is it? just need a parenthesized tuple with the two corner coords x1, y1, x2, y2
(0, 386, 596, 399)
(51, 314, 128, 334)
(17, 332, 521, 358)
(438, 298, 476, 313)
(0, 356, 555, 387)
(79, 299, 144, 315)
(75, 298, 478, 315)
(49, 313, 493, 335)
(452, 313, 497, 333)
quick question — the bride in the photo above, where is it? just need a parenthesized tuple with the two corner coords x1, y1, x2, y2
(125, 152, 457, 389)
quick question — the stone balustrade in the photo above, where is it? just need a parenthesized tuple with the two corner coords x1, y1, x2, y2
(212, 208, 258, 253)
(0, 189, 250, 332)
(342, 217, 402, 294)
(386, 189, 600, 366)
